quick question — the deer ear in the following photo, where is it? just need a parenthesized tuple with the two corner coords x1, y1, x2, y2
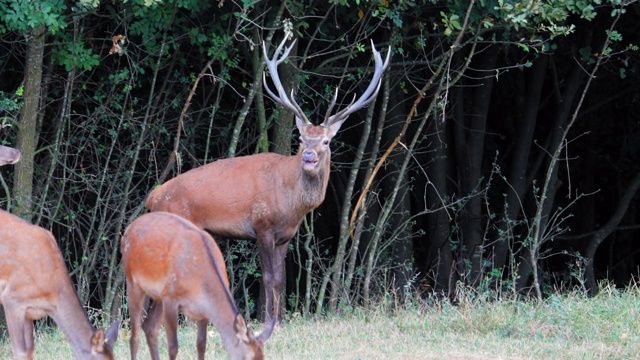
(295, 115, 312, 134)
(105, 321, 120, 349)
(91, 321, 120, 354)
(234, 313, 251, 343)
(326, 118, 346, 139)
(91, 329, 106, 353)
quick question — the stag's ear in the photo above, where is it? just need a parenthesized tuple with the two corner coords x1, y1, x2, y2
(326, 118, 347, 139)
(295, 115, 312, 134)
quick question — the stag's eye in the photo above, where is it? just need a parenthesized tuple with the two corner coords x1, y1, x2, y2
(323, 140, 329, 146)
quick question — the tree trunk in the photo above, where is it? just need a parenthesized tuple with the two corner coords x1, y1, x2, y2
(491, 55, 548, 278)
(515, 59, 585, 293)
(584, 169, 640, 292)
(425, 117, 453, 295)
(457, 45, 498, 286)
(384, 90, 413, 294)
(13, 26, 45, 220)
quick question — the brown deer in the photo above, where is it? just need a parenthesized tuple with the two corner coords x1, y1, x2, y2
(121, 211, 275, 360)
(0, 145, 21, 166)
(0, 212, 120, 359)
(146, 37, 390, 321)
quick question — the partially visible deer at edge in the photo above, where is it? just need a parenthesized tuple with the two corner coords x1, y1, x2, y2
(146, 37, 391, 321)
(0, 145, 21, 166)
(121, 211, 275, 360)
(0, 145, 120, 360)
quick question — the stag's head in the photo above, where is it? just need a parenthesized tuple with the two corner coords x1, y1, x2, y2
(263, 37, 391, 175)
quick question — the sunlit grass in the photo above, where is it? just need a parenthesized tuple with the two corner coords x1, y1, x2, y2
(2, 283, 639, 359)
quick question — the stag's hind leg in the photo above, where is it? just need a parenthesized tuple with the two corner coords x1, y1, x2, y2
(257, 236, 290, 323)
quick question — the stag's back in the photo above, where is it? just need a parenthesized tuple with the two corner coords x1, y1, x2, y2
(146, 153, 307, 240)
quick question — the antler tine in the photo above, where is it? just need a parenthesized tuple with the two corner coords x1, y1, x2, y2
(323, 88, 340, 122)
(262, 38, 311, 124)
(324, 40, 391, 126)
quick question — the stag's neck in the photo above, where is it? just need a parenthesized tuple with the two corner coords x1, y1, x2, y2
(51, 278, 97, 359)
(292, 153, 331, 210)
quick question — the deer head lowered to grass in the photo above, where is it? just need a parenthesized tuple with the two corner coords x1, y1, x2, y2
(121, 212, 275, 360)
(146, 36, 391, 321)
(0, 146, 120, 360)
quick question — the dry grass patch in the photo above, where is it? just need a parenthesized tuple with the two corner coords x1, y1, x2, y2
(1, 283, 639, 359)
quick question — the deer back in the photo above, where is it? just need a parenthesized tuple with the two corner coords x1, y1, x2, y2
(0, 209, 118, 359)
(146, 144, 331, 243)
(121, 212, 274, 358)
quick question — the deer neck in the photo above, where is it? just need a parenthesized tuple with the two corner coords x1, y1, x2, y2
(50, 280, 98, 359)
(295, 151, 331, 210)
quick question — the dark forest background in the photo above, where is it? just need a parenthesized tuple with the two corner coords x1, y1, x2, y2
(1, 0, 640, 323)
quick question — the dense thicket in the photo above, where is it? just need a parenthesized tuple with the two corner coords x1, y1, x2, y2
(1, 0, 639, 323)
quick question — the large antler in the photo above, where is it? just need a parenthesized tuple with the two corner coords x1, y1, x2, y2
(263, 37, 391, 128)
(324, 40, 391, 127)
(262, 38, 311, 125)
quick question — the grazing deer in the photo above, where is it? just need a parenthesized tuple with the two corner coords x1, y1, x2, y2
(146, 37, 391, 321)
(0, 145, 21, 166)
(121, 211, 275, 360)
(0, 210, 120, 360)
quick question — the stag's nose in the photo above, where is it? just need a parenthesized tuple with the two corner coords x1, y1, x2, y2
(302, 150, 315, 162)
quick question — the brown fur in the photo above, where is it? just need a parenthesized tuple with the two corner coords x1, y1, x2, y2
(0, 210, 119, 360)
(146, 124, 334, 321)
(146, 37, 390, 323)
(121, 212, 274, 360)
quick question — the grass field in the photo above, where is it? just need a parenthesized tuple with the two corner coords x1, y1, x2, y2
(2, 284, 639, 359)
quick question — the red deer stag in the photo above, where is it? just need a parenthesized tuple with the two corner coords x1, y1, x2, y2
(0, 155, 119, 360)
(0, 145, 21, 166)
(146, 37, 391, 321)
(121, 211, 275, 360)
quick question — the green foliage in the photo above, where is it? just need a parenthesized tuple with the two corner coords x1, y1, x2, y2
(53, 42, 99, 72)
(0, 0, 67, 34)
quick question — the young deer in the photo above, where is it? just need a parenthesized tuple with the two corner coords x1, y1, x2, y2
(0, 145, 21, 166)
(121, 212, 275, 360)
(146, 37, 391, 321)
(0, 209, 120, 360)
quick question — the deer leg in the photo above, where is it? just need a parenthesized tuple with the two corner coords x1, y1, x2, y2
(142, 299, 164, 360)
(257, 236, 277, 322)
(257, 236, 290, 323)
(126, 282, 146, 360)
(162, 302, 180, 360)
(272, 242, 290, 321)
(4, 305, 34, 360)
(196, 319, 207, 360)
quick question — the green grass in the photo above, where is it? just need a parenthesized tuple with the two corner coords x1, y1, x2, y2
(2, 284, 639, 359)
